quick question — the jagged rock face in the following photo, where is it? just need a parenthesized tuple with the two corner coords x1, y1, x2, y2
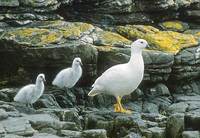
(60, 0, 200, 24)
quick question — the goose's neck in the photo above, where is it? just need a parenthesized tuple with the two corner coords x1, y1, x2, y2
(129, 48, 143, 64)
(35, 80, 44, 90)
(72, 64, 79, 71)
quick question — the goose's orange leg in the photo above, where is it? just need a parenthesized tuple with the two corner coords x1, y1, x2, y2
(114, 96, 131, 114)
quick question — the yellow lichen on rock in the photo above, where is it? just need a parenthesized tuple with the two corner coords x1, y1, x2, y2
(4, 28, 62, 46)
(10, 28, 47, 37)
(195, 32, 200, 38)
(96, 31, 131, 46)
(161, 21, 184, 31)
(116, 25, 198, 54)
(75, 22, 94, 32)
(40, 32, 62, 45)
(95, 45, 114, 52)
(59, 22, 94, 38)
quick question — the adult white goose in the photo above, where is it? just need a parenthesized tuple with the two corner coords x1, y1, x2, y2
(14, 73, 46, 107)
(88, 39, 149, 113)
(52, 57, 83, 89)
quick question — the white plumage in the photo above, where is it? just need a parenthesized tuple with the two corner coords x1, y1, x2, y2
(88, 39, 149, 113)
(14, 73, 46, 106)
(52, 57, 83, 88)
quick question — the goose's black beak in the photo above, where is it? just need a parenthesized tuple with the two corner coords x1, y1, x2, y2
(147, 44, 150, 48)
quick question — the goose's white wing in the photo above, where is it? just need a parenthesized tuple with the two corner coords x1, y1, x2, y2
(52, 68, 73, 88)
(14, 84, 35, 103)
(90, 62, 143, 97)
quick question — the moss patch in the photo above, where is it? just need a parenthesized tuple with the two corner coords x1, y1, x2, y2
(116, 25, 198, 54)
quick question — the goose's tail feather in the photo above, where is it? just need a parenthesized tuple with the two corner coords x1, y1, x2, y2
(88, 88, 101, 97)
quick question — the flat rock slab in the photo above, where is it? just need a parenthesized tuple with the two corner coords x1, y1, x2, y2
(0, 0, 19, 7)
(185, 109, 200, 130)
(182, 131, 200, 138)
(0, 117, 35, 136)
(0, 109, 8, 120)
(24, 113, 79, 131)
(32, 133, 61, 138)
(82, 129, 107, 138)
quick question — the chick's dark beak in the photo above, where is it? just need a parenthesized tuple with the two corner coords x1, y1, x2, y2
(42, 78, 46, 83)
(146, 44, 150, 48)
(79, 61, 83, 66)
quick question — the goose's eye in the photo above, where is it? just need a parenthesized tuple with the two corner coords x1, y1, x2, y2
(140, 41, 144, 44)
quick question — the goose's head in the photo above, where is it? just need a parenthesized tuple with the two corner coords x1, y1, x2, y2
(37, 73, 46, 83)
(73, 57, 83, 67)
(131, 39, 149, 49)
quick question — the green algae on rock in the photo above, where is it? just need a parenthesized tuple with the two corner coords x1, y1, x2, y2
(115, 25, 198, 54)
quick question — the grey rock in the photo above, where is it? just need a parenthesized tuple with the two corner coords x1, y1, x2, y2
(114, 113, 146, 129)
(0, 124, 5, 134)
(0, 0, 19, 7)
(187, 101, 200, 111)
(167, 102, 188, 114)
(39, 108, 81, 129)
(65, 0, 200, 24)
(145, 120, 158, 128)
(0, 40, 97, 86)
(82, 129, 107, 138)
(171, 47, 200, 81)
(182, 131, 200, 138)
(73, 0, 134, 14)
(32, 133, 61, 138)
(1, 117, 35, 136)
(185, 109, 200, 130)
(148, 127, 166, 138)
(26, 113, 79, 131)
(0, 109, 8, 120)
(50, 88, 77, 108)
(143, 102, 159, 113)
(18, 0, 60, 13)
(146, 83, 171, 97)
(60, 130, 82, 137)
(84, 110, 146, 138)
(174, 95, 200, 102)
(166, 113, 184, 138)
(141, 129, 153, 138)
(34, 94, 60, 109)
(40, 127, 57, 135)
(123, 132, 142, 138)
(142, 113, 167, 123)
(150, 97, 172, 113)
(182, 10, 200, 23)
(0, 88, 18, 102)
(4, 134, 24, 138)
